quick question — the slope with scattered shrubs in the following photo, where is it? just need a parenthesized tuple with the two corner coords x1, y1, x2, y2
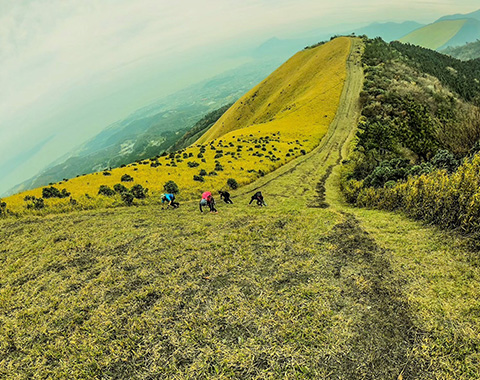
(2, 37, 351, 216)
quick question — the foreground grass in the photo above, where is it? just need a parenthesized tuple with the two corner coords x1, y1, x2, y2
(0, 197, 344, 379)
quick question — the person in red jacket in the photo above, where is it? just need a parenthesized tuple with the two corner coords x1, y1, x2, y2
(199, 191, 218, 213)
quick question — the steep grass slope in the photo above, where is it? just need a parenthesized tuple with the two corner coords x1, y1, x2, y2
(3, 38, 351, 215)
(399, 19, 467, 50)
(399, 18, 480, 50)
(196, 37, 351, 144)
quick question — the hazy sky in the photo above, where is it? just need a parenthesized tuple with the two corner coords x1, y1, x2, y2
(1, 0, 479, 195)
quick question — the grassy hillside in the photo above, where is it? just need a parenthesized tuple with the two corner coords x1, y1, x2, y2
(399, 19, 467, 50)
(2, 38, 351, 216)
(196, 37, 351, 143)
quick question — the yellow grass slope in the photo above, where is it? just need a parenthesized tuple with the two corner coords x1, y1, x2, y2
(197, 37, 351, 145)
(3, 38, 351, 215)
(399, 20, 467, 50)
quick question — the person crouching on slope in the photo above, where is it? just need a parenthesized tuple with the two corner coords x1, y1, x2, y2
(249, 191, 267, 206)
(200, 191, 218, 213)
(161, 193, 179, 209)
(219, 190, 233, 204)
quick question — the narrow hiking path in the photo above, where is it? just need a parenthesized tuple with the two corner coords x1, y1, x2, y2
(233, 37, 435, 379)
(1, 37, 479, 379)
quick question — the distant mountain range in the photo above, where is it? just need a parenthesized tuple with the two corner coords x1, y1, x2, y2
(6, 53, 296, 196)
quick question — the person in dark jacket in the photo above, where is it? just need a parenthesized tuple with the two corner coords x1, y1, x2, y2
(249, 191, 266, 206)
(219, 190, 233, 204)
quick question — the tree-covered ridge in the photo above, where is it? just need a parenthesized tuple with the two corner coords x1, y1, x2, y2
(390, 40, 480, 102)
(342, 37, 480, 236)
(351, 38, 480, 183)
(442, 39, 480, 61)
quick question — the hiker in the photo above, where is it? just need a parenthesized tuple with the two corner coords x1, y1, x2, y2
(200, 191, 218, 213)
(219, 190, 233, 204)
(249, 191, 266, 206)
(161, 193, 179, 209)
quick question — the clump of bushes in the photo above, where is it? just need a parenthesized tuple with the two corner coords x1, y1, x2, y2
(121, 174, 134, 182)
(25, 197, 45, 210)
(193, 175, 205, 182)
(42, 186, 70, 199)
(187, 161, 200, 168)
(114, 184, 129, 194)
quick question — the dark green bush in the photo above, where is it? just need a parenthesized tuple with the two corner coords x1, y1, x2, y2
(98, 185, 115, 196)
(131, 184, 148, 199)
(113, 184, 129, 194)
(227, 178, 238, 190)
(42, 186, 70, 199)
(187, 161, 200, 168)
(121, 174, 134, 182)
(122, 192, 134, 206)
(163, 180, 179, 194)
(431, 150, 459, 173)
(193, 175, 205, 182)
(0, 201, 7, 216)
(26, 197, 45, 210)
(199, 169, 207, 176)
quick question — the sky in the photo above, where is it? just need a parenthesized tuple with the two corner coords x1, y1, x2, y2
(1, 0, 479, 196)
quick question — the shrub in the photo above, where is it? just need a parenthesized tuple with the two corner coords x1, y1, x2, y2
(98, 185, 115, 196)
(121, 174, 134, 182)
(193, 175, 205, 182)
(26, 197, 45, 210)
(122, 192, 134, 206)
(227, 178, 238, 190)
(131, 184, 148, 199)
(0, 201, 7, 216)
(113, 184, 129, 194)
(103, 171, 111, 176)
(199, 169, 207, 176)
(187, 161, 200, 168)
(163, 180, 179, 194)
(208, 171, 217, 176)
(431, 149, 458, 173)
(215, 164, 224, 171)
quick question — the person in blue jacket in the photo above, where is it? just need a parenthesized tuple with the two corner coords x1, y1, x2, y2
(161, 193, 179, 209)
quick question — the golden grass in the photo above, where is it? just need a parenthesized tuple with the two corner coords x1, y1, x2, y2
(2, 38, 351, 216)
